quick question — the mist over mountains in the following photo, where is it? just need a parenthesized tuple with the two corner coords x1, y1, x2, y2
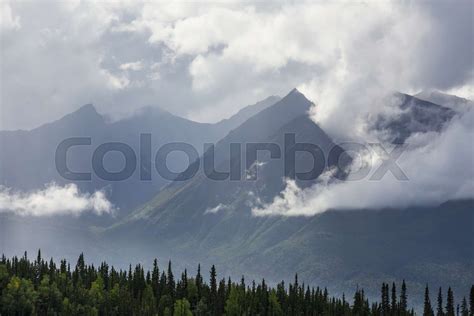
(1, 1, 473, 313)
(2, 88, 466, 217)
(0, 88, 472, 309)
(0, 95, 280, 214)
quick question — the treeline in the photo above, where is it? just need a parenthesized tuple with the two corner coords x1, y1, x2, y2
(0, 251, 472, 316)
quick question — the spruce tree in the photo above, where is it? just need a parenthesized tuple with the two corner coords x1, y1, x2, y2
(400, 280, 407, 314)
(217, 278, 226, 315)
(180, 269, 188, 299)
(354, 288, 364, 315)
(76, 253, 86, 283)
(167, 261, 175, 300)
(152, 259, 160, 298)
(470, 286, 474, 316)
(196, 264, 203, 300)
(160, 271, 167, 297)
(424, 285, 434, 316)
(381, 283, 390, 315)
(209, 265, 217, 315)
(391, 282, 398, 313)
(461, 297, 469, 316)
(438, 287, 444, 316)
(36, 249, 42, 265)
(446, 287, 455, 316)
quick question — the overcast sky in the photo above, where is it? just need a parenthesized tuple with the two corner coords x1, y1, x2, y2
(0, 0, 472, 131)
(0, 0, 473, 216)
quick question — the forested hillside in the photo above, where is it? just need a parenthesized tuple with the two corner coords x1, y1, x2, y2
(0, 251, 472, 316)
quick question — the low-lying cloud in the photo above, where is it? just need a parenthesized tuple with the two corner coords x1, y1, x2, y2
(0, 183, 114, 216)
(246, 0, 473, 217)
(204, 203, 230, 215)
(253, 107, 474, 216)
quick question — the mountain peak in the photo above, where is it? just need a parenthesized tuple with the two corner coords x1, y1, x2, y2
(25, 103, 105, 134)
(73, 103, 99, 116)
(372, 92, 456, 144)
(280, 88, 313, 107)
(289, 87, 302, 95)
(61, 103, 104, 125)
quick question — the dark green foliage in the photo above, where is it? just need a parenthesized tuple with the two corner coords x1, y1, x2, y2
(424, 285, 434, 316)
(391, 283, 397, 313)
(381, 283, 390, 315)
(438, 287, 444, 316)
(469, 285, 474, 316)
(446, 287, 455, 316)
(0, 251, 471, 316)
(461, 297, 469, 316)
(209, 265, 217, 315)
(400, 280, 408, 314)
(470, 286, 474, 316)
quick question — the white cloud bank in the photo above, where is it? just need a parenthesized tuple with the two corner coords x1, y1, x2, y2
(1, 1, 472, 129)
(0, 1, 20, 31)
(0, 183, 114, 217)
(247, 0, 474, 216)
(253, 107, 474, 216)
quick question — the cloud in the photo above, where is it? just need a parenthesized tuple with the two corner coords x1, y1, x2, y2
(245, 0, 474, 216)
(204, 203, 229, 214)
(119, 61, 144, 71)
(136, 1, 473, 123)
(2, 1, 471, 130)
(1, 1, 472, 215)
(253, 107, 474, 216)
(0, 2, 20, 31)
(0, 183, 115, 217)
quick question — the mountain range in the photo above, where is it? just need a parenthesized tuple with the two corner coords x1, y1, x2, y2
(0, 95, 280, 213)
(0, 88, 472, 308)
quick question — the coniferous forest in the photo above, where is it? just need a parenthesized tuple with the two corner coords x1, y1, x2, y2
(0, 251, 472, 316)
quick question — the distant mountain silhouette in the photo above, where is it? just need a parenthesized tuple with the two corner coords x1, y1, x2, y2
(107, 88, 344, 236)
(0, 96, 281, 215)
